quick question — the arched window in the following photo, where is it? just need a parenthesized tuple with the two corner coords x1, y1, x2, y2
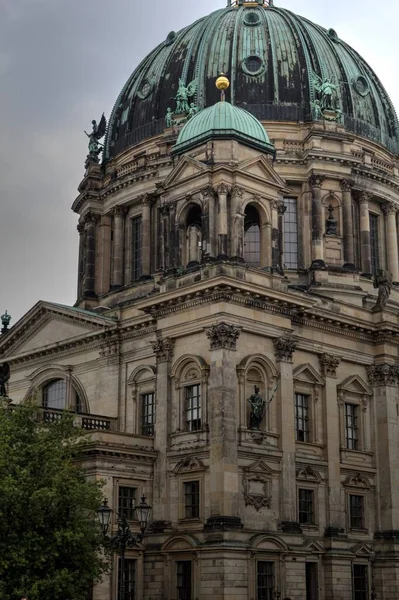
(42, 379, 83, 413)
(244, 205, 261, 266)
(186, 205, 202, 267)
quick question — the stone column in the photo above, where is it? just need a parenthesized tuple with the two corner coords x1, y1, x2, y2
(359, 191, 372, 276)
(111, 206, 127, 288)
(141, 194, 152, 279)
(382, 202, 399, 282)
(169, 201, 177, 270)
(277, 199, 287, 272)
(160, 205, 169, 271)
(77, 222, 85, 299)
(229, 185, 245, 262)
(309, 174, 326, 268)
(201, 186, 216, 261)
(216, 184, 230, 260)
(319, 353, 344, 532)
(151, 338, 175, 525)
(340, 179, 355, 269)
(205, 322, 242, 529)
(83, 212, 100, 298)
(270, 200, 280, 271)
(98, 214, 112, 294)
(273, 335, 298, 529)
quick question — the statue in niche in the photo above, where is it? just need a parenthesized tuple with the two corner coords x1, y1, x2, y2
(85, 113, 107, 163)
(0, 362, 10, 398)
(325, 204, 338, 235)
(247, 386, 266, 430)
(175, 78, 197, 114)
(373, 269, 392, 309)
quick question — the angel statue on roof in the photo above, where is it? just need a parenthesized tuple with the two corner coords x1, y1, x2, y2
(85, 113, 107, 163)
(313, 72, 340, 114)
(175, 78, 197, 115)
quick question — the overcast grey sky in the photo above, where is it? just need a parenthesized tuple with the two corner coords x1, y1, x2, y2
(0, 0, 398, 325)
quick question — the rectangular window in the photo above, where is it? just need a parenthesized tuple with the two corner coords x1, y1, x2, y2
(369, 213, 380, 275)
(283, 198, 298, 269)
(257, 561, 274, 600)
(306, 563, 318, 600)
(132, 217, 142, 282)
(350, 494, 365, 529)
(298, 489, 314, 525)
(118, 486, 137, 521)
(295, 393, 310, 442)
(353, 564, 368, 600)
(141, 392, 155, 436)
(184, 481, 200, 519)
(185, 385, 201, 432)
(345, 403, 359, 450)
(118, 558, 136, 600)
(177, 561, 192, 600)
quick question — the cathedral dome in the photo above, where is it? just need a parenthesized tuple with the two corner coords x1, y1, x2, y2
(105, 2, 399, 159)
(173, 100, 275, 156)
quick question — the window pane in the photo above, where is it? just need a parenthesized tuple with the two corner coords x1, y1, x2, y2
(345, 403, 359, 450)
(141, 393, 155, 436)
(369, 213, 380, 276)
(185, 385, 201, 432)
(283, 198, 298, 269)
(43, 379, 67, 410)
(350, 495, 365, 529)
(177, 561, 192, 600)
(132, 217, 142, 282)
(353, 565, 368, 600)
(244, 224, 261, 266)
(298, 489, 314, 524)
(184, 481, 200, 519)
(257, 561, 274, 600)
(118, 487, 137, 521)
(295, 393, 309, 442)
(118, 558, 136, 600)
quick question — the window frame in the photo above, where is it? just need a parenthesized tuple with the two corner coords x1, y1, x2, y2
(283, 197, 299, 270)
(118, 485, 137, 522)
(295, 392, 310, 443)
(369, 212, 380, 276)
(40, 377, 84, 414)
(117, 557, 136, 600)
(345, 402, 359, 450)
(176, 560, 192, 600)
(256, 560, 275, 600)
(131, 215, 143, 283)
(179, 474, 203, 523)
(352, 563, 369, 600)
(183, 480, 200, 520)
(298, 487, 315, 526)
(140, 391, 155, 436)
(348, 493, 367, 532)
(184, 383, 202, 433)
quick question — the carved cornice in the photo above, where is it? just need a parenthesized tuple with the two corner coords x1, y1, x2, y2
(367, 363, 399, 386)
(150, 338, 175, 363)
(215, 183, 230, 196)
(273, 335, 297, 362)
(381, 201, 398, 216)
(319, 353, 341, 378)
(206, 322, 240, 351)
(308, 174, 325, 189)
(340, 179, 354, 192)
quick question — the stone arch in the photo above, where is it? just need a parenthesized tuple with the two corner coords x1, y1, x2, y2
(241, 196, 271, 225)
(240, 198, 272, 268)
(177, 199, 204, 268)
(323, 191, 341, 237)
(237, 355, 278, 433)
(161, 534, 200, 552)
(170, 355, 209, 433)
(128, 364, 157, 385)
(176, 196, 203, 227)
(24, 364, 89, 413)
(127, 364, 156, 436)
(170, 354, 209, 384)
(250, 534, 289, 552)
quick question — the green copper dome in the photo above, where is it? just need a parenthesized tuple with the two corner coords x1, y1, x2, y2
(173, 101, 275, 156)
(105, 3, 399, 158)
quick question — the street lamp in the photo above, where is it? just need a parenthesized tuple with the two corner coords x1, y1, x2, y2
(97, 495, 152, 600)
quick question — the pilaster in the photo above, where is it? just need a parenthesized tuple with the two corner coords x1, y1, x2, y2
(111, 206, 127, 288)
(359, 191, 372, 276)
(340, 179, 355, 269)
(309, 174, 326, 268)
(141, 194, 153, 279)
(83, 212, 100, 298)
(216, 184, 230, 260)
(382, 202, 399, 282)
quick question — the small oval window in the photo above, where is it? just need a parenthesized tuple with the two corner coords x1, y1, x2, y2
(242, 55, 264, 77)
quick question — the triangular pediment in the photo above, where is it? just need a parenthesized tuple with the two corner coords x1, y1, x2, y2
(163, 155, 209, 190)
(293, 364, 324, 386)
(351, 543, 374, 557)
(303, 540, 326, 554)
(237, 155, 290, 191)
(0, 301, 116, 358)
(244, 459, 274, 475)
(338, 375, 372, 396)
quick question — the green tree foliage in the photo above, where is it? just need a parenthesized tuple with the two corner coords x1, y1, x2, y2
(0, 402, 108, 600)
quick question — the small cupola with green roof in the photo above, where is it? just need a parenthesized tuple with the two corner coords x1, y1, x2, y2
(173, 75, 275, 158)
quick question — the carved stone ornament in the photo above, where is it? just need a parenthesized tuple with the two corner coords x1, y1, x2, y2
(84, 212, 101, 226)
(201, 186, 215, 199)
(381, 202, 398, 216)
(367, 363, 399, 386)
(140, 193, 153, 207)
(112, 205, 128, 218)
(99, 340, 119, 358)
(206, 322, 240, 351)
(273, 335, 297, 362)
(243, 473, 272, 511)
(308, 174, 325, 189)
(231, 185, 244, 198)
(319, 353, 341, 377)
(359, 191, 373, 205)
(340, 179, 354, 192)
(215, 183, 230, 196)
(150, 338, 175, 363)
(77, 222, 85, 235)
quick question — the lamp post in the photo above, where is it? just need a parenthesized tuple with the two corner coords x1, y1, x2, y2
(97, 496, 152, 600)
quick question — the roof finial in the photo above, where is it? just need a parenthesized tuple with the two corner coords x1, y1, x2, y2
(216, 73, 230, 101)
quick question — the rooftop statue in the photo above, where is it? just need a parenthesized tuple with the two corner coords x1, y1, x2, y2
(85, 113, 107, 164)
(175, 78, 197, 115)
(0, 362, 10, 398)
(373, 269, 392, 309)
(247, 386, 266, 430)
(313, 73, 340, 120)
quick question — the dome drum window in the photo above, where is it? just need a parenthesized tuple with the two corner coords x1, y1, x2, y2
(244, 11, 261, 26)
(137, 79, 154, 100)
(242, 56, 265, 77)
(353, 76, 370, 97)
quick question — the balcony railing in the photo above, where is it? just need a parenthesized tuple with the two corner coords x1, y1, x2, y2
(41, 408, 117, 431)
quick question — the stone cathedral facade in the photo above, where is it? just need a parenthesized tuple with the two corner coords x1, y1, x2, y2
(3, 1, 399, 599)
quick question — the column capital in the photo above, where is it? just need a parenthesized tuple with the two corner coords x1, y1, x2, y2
(231, 185, 245, 198)
(201, 186, 216, 199)
(270, 199, 286, 214)
(381, 201, 398, 216)
(151, 338, 175, 363)
(340, 179, 355, 192)
(308, 174, 325, 189)
(84, 212, 101, 226)
(77, 222, 86, 235)
(112, 205, 128, 218)
(273, 335, 297, 363)
(206, 322, 240, 351)
(367, 363, 399, 386)
(359, 190, 373, 204)
(319, 353, 341, 378)
(215, 183, 231, 196)
(140, 193, 154, 208)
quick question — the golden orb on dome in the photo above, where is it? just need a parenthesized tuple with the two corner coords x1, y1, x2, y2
(216, 73, 230, 91)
